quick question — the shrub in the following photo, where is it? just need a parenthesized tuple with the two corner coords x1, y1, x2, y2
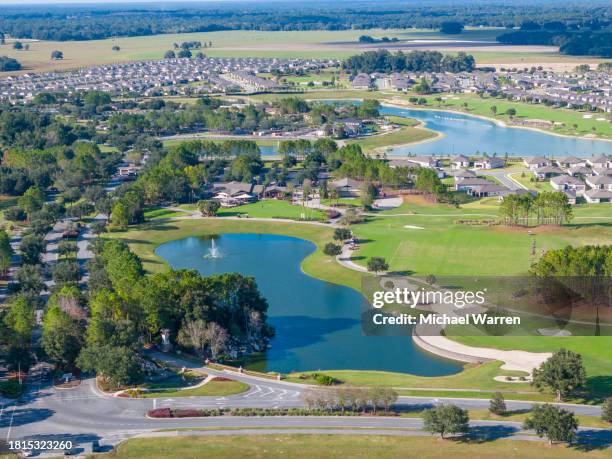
(174, 409, 202, 418)
(323, 243, 342, 256)
(489, 392, 506, 415)
(148, 408, 172, 418)
(212, 376, 233, 382)
(0, 379, 22, 398)
(311, 372, 339, 386)
(602, 397, 612, 423)
(327, 209, 341, 219)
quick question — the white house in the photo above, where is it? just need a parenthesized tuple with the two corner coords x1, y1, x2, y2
(473, 157, 505, 169)
(584, 189, 612, 204)
(406, 156, 440, 169)
(533, 165, 564, 180)
(550, 175, 586, 195)
(587, 155, 612, 169)
(556, 156, 587, 169)
(450, 155, 471, 169)
(567, 165, 591, 177)
(523, 156, 550, 170)
(585, 175, 612, 191)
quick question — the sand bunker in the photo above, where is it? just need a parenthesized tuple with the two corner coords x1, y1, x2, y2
(404, 225, 425, 230)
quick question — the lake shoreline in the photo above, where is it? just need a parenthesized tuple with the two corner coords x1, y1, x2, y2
(381, 100, 612, 144)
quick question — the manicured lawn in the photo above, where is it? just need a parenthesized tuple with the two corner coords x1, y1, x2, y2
(508, 172, 554, 192)
(346, 125, 437, 152)
(289, 362, 544, 398)
(144, 206, 187, 220)
(142, 379, 249, 398)
(351, 196, 612, 276)
(449, 335, 612, 403)
(217, 200, 327, 221)
(102, 435, 611, 458)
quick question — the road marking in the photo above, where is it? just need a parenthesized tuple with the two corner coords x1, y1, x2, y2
(5, 404, 16, 441)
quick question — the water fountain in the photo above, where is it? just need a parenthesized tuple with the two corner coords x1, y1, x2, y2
(205, 238, 222, 259)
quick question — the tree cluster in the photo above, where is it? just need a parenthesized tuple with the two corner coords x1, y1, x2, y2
(343, 50, 476, 74)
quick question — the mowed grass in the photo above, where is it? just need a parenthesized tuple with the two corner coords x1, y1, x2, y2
(450, 335, 612, 403)
(101, 435, 612, 459)
(216, 200, 327, 221)
(351, 196, 612, 276)
(346, 125, 438, 152)
(289, 361, 551, 400)
(142, 379, 249, 398)
(508, 172, 554, 192)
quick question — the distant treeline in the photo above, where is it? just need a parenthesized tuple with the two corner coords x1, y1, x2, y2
(497, 24, 612, 57)
(343, 50, 475, 74)
(0, 2, 608, 42)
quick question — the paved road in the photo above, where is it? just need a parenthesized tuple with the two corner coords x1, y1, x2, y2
(1, 352, 607, 455)
(479, 169, 528, 191)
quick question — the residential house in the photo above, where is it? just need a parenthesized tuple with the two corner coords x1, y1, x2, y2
(330, 177, 364, 197)
(533, 165, 564, 180)
(351, 73, 372, 90)
(585, 175, 612, 191)
(550, 175, 586, 196)
(451, 155, 471, 169)
(473, 157, 505, 169)
(468, 184, 511, 198)
(567, 165, 591, 177)
(523, 156, 550, 170)
(584, 189, 612, 204)
(453, 169, 477, 182)
(556, 156, 587, 168)
(587, 155, 612, 169)
(454, 178, 491, 192)
(405, 156, 440, 169)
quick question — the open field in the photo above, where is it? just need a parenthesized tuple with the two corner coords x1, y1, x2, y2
(0, 27, 607, 75)
(98, 434, 612, 459)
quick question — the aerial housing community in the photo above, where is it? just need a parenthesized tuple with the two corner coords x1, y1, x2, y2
(0, 2, 611, 456)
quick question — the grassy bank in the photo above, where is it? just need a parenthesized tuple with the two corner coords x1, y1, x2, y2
(101, 435, 611, 458)
(142, 379, 249, 398)
(288, 361, 548, 401)
(347, 124, 438, 152)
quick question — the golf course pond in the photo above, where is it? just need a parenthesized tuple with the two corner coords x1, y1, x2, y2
(155, 233, 462, 375)
(379, 105, 611, 157)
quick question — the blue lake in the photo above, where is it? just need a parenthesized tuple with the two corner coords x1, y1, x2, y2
(379, 105, 611, 158)
(156, 233, 462, 375)
(259, 102, 610, 158)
